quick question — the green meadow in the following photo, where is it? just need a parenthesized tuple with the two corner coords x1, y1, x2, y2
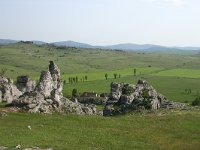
(1, 43, 200, 102)
(0, 43, 200, 149)
(0, 110, 200, 150)
(151, 68, 200, 78)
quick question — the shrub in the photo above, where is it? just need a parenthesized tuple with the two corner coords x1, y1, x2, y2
(72, 89, 79, 98)
(192, 96, 200, 106)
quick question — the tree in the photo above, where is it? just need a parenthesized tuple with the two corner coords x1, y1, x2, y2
(73, 77, 75, 83)
(105, 73, 108, 80)
(85, 75, 88, 81)
(63, 80, 66, 85)
(118, 74, 121, 78)
(192, 96, 200, 106)
(72, 88, 79, 98)
(134, 68, 136, 76)
(113, 73, 117, 79)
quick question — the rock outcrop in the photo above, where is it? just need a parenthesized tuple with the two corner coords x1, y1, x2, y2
(0, 62, 188, 116)
(10, 61, 101, 115)
(16, 76, 36, 93)
(103, 80, 168, 116)
(0, 76, 22, 103)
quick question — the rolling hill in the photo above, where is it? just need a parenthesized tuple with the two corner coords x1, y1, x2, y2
(1, 39, 200, 51)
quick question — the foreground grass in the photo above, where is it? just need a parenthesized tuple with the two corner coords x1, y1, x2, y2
(0, 110, 200, 150)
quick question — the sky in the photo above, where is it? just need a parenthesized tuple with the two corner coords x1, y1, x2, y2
(0, 0, 200, 46)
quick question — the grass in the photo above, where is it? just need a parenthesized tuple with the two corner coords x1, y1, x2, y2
(61, 67, 162, 82)
(151, 68, 200, 78)
(1, 43, 200, 80)
(1, 43, 200, 102)
(0, 110, 200, 150)
(1, 43, 200, 149)
(63, 75, 200, 103)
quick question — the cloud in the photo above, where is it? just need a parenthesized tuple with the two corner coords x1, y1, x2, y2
(145, 0, 186, 6)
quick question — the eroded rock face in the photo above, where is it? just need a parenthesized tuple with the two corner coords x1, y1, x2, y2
(0, 76, 22, 103)
(11, 61, 101, 115)
(16, 76, 36, 93)
(103, 80, 167, 116)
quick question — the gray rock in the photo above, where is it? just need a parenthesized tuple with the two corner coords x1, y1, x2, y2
(0, 76, 22, 103)
(0, 90, 2, 102)
(103, 80, 166, 116)
(0, 112, 7, 118)
(37, 71, 54, 98)
(11, 61, 101, 115)
(0, 146, 7, 150)
(110, 82, 123, 101)
(16, 76, 36, 93)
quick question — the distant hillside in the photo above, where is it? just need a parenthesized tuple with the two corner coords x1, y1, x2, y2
(1, 38, 200, 51)
(0, 39, 46, 45)
(0, 39, 18, 45)
(32, 40, 46, 45)
(52, 41, 96, 48)
(106, 43, 163, 51)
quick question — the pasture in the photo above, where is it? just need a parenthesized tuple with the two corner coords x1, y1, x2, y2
(0, 110, 200, 150)
(0, 43, 200, 103)
(0, 43, 200, 149)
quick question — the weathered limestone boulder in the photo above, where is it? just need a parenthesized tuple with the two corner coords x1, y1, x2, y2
(12, 92, 54, 114)
(11, 61, 101, 115)
(0, 76, 22, 103)
(103, 80, 167, 116)
(37, 71, 54, 98)
(12, 61, 63, 114)
(16, 76, 36, 93)
(61, 98, 102, 115)
(37, 61, 62, 103)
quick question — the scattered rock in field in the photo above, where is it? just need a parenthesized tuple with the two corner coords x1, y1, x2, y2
(0, 112, 7, 118)
(27, 125, 31, 130)
(0, 90, 2, 102)
(15, 145, 21, 149)
(161, 100, 189, 109)
(0, 146, 7, 150)
(103, 80, 167, 116)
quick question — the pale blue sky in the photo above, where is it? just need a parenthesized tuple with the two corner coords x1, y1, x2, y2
(0, 0, 200, 46)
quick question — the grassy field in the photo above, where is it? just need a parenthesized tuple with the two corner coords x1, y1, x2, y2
(0, 110, 200, 150)
(0, 43, 200, 149)
(151, 68, 200, 78)
(1, 43, 200, 80)
(61, 67, 162, 82)
(0, 43, 200, 102)
(63, 75, 200, 103)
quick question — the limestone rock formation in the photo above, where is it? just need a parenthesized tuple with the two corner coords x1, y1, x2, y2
(0, 76, 22, 103)
(10, 61, 101, 115)
(103, 80, 167, 116)
(16, 76, 36, 93)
